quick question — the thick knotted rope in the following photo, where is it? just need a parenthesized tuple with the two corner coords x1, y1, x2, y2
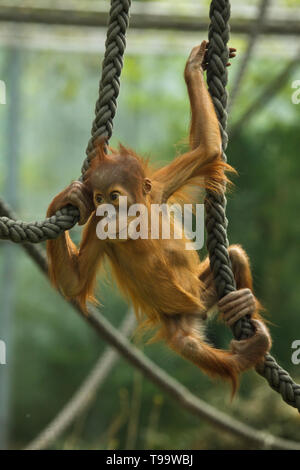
(0, 0, 131, 243)
(0, 206, 79, 243)
(205, 0, 300, 411)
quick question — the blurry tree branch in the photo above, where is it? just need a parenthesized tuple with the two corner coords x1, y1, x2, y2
(229, 0, 271, 114)
(0, 198, 299, 450)
(229, 53, 300, 139)
(24, 311, 136, 451)
(1, 5, 300, 36)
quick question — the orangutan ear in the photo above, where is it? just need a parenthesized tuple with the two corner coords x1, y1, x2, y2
(143, 178, 152, 194)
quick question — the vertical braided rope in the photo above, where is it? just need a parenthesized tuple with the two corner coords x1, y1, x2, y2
(0, 0, 131, 242)
(205, 0, 300, 411)
(81, 0, 131, 176)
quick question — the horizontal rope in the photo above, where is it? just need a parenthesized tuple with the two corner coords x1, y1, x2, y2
(0, 206, 79, 243)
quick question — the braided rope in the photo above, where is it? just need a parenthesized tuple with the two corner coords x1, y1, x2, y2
(82, 0, 131, 174)
(0, 206, 79, 244)
(205, 0, 300, 411)
(0, 0, 131, 242)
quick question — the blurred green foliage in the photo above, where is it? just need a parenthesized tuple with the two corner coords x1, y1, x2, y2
(0, 27, 300, 450)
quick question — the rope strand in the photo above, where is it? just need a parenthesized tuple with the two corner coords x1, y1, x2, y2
(205, 0, 300, 412)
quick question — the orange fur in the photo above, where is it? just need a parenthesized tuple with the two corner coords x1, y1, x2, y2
(46, 49, 271, 394)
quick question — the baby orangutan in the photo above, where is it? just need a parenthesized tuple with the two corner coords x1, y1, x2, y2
(47, 41, 271, 393)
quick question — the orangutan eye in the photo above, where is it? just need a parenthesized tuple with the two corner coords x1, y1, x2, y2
(110, 191, 120, 202)
(95, 194, 104, 204)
